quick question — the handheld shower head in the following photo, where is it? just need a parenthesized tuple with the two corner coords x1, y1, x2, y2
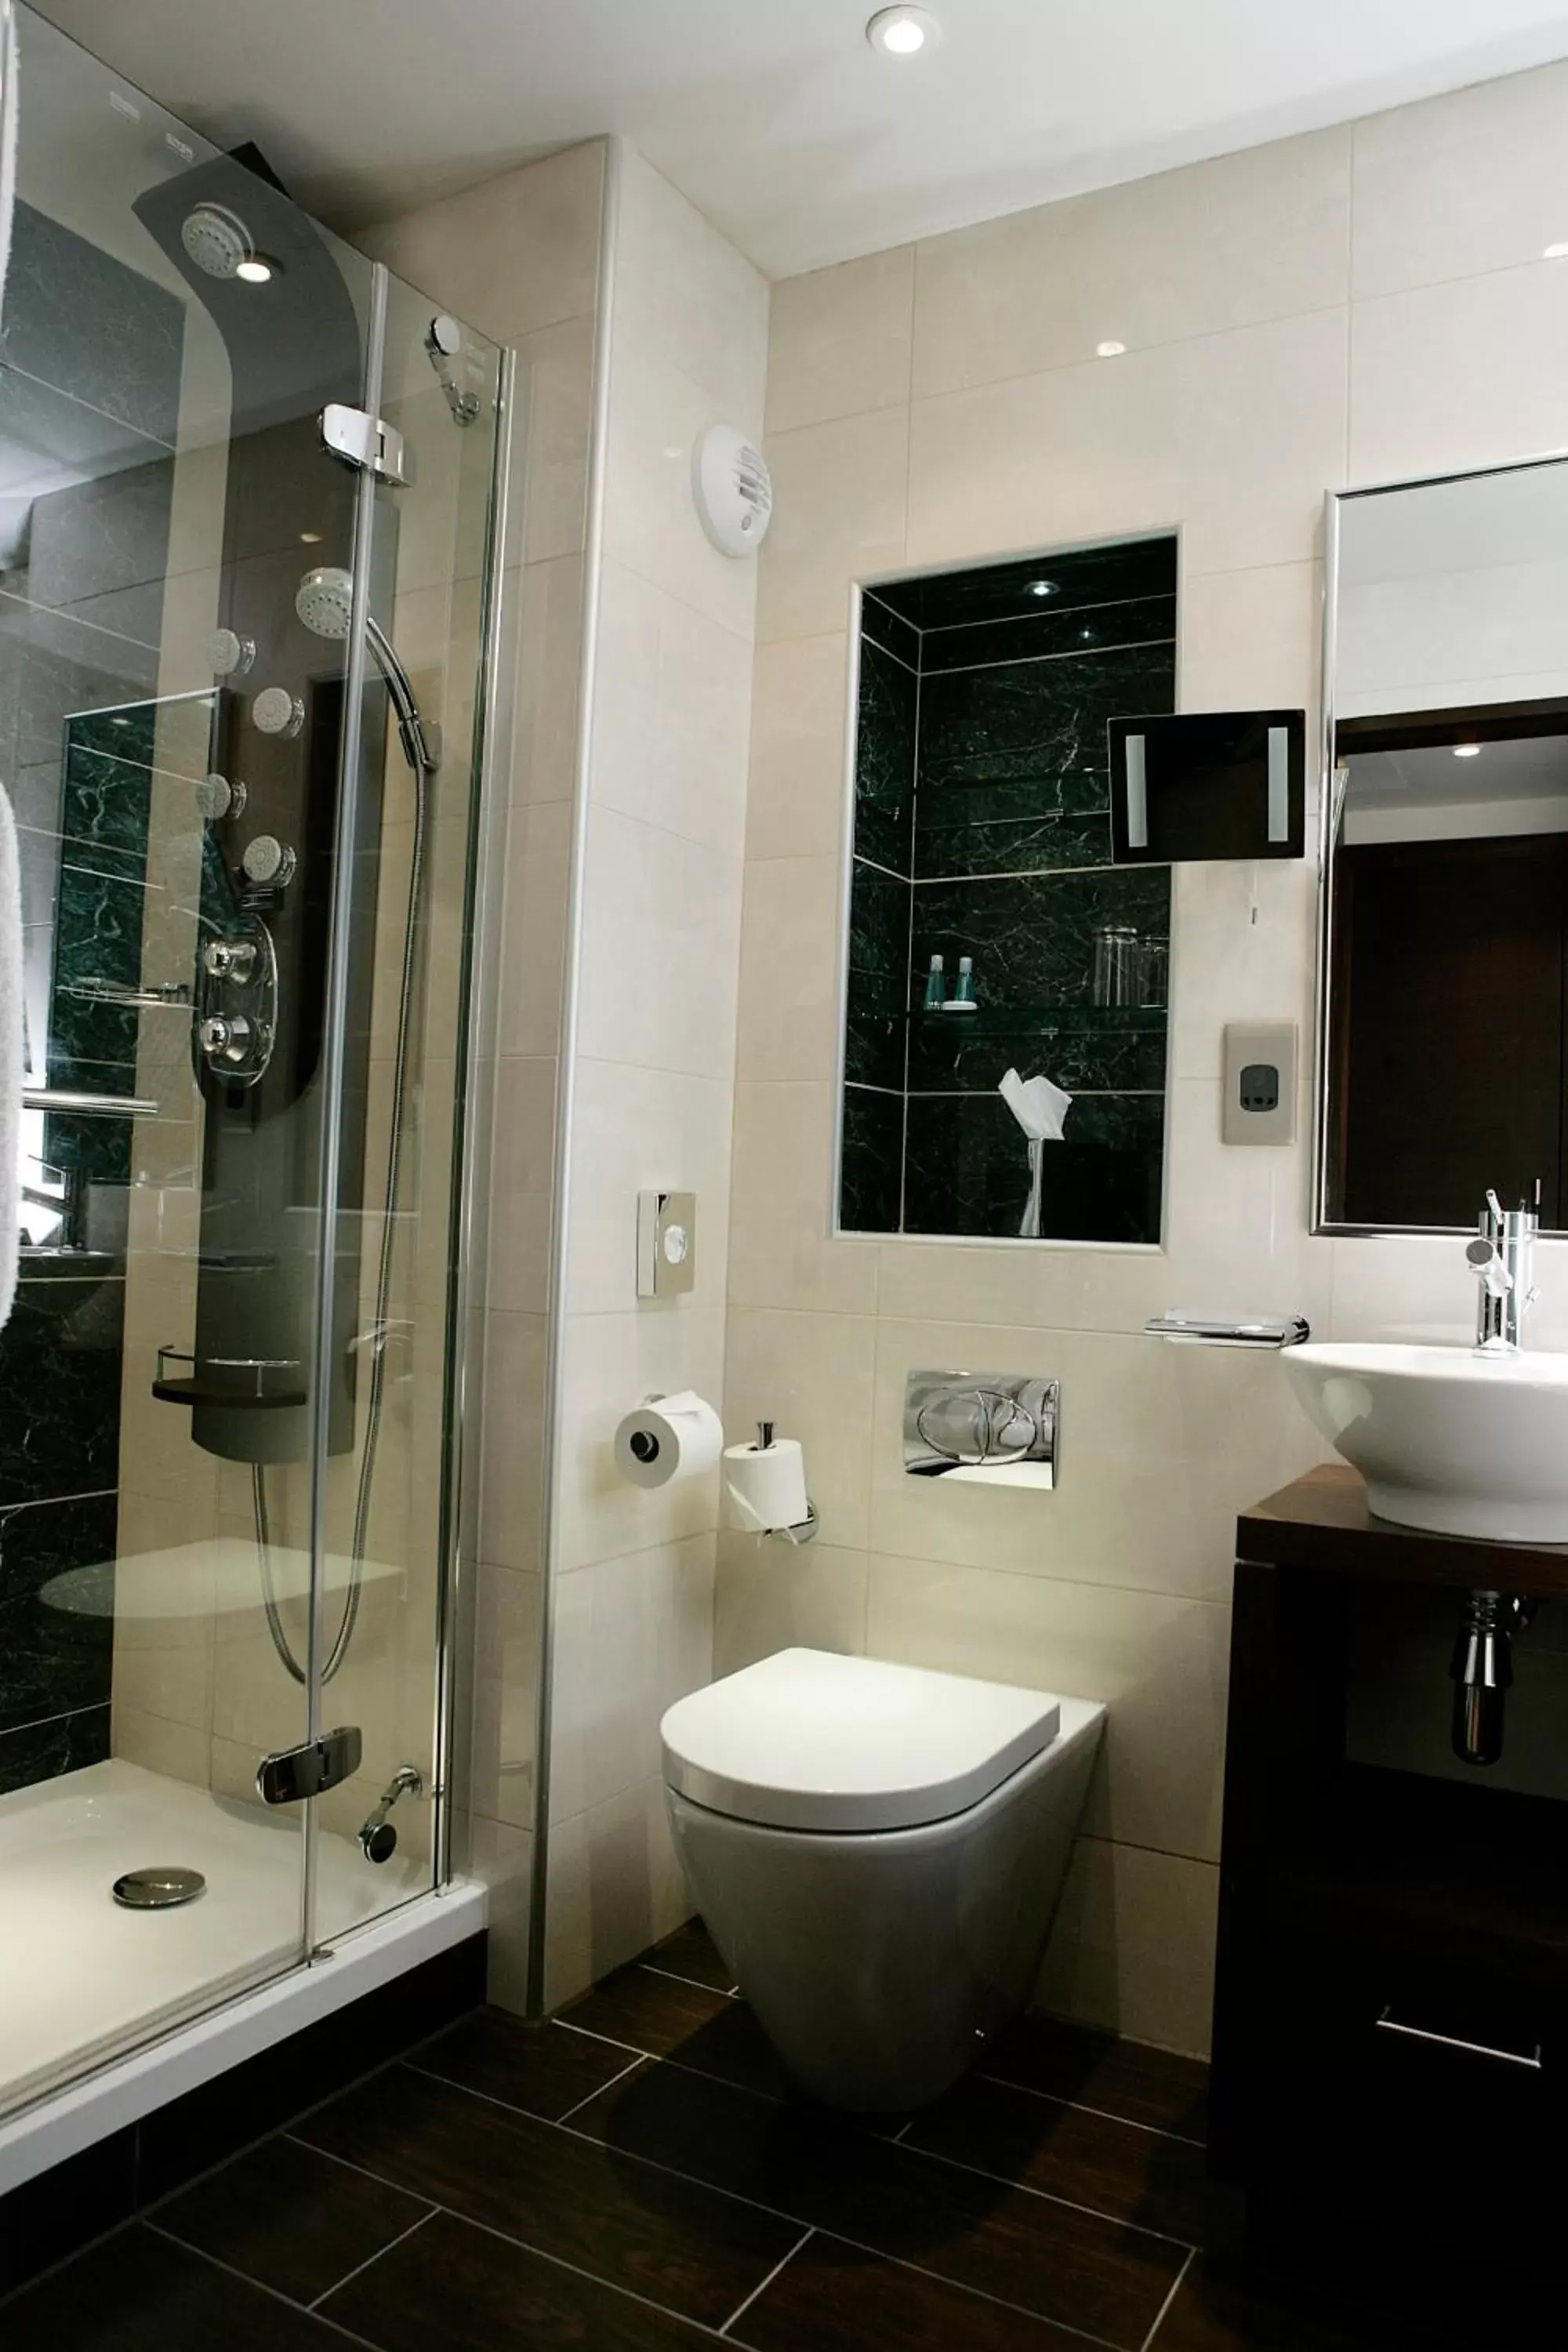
(295, 564, 354, 641)
(293, 566, 437, 774)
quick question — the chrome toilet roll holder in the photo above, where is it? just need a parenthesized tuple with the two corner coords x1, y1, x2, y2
(751, 1421, 819, 1546)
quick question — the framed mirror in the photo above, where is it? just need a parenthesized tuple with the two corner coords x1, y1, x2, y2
(833, 539, 1178, 1247)
(1317, 456, 1568, 1234)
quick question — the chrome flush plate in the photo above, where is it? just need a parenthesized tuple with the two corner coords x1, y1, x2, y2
(903, 1370, 1058, 1483)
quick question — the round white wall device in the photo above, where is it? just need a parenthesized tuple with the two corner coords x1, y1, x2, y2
(692, 425, 773, 558)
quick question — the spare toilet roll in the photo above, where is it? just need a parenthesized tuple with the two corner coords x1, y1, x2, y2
(614, 1392, 724, 1490)
(724, 1436, 809, 1534)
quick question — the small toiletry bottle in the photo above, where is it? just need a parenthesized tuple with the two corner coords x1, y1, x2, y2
(923, 953, 946, 1011)
(946, 954, 978, 1013)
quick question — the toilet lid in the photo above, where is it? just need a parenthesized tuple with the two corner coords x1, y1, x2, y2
(660, 1648, 1063, 1833)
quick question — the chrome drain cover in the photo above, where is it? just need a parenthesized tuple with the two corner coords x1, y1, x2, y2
(112, 1867, 207, 1911)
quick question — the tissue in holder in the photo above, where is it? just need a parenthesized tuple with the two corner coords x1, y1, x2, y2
(614, 1392, 724, 1490)
(724, 1436, 809, 1534)
(1000, 1067, 1073, 1239)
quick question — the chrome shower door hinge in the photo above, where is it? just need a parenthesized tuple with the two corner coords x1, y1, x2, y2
(319, 402, 412, 487)
(256, 1725, 364, 1806)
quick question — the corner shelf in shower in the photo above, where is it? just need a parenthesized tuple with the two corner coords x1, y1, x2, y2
(908, 1005, 1168, 1036)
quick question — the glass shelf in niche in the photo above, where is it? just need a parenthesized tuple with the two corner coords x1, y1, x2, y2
(908, 1004, 1168, 1036)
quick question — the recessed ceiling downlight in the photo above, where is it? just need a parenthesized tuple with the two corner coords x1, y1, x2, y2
(1025, 579, 1061, 598)
(234, 256, 275, 285)
(866, 6, 942, 57)
(1453, 743, 1482, 759)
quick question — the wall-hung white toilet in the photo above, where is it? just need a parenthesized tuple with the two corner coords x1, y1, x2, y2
(659, 1648, 1105, 2111)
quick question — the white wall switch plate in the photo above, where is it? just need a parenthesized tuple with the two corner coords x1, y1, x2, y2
(1221, 1022, 1297, 1145)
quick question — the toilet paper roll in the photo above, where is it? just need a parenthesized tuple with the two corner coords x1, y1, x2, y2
(613, 1392, 724, 1490)
(724, 1437, 809, 1534)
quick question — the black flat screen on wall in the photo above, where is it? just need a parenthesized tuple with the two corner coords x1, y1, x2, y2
(1107, 709, 1306, 863)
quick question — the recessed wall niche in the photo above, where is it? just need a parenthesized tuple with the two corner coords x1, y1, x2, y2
(838, 540, 1177, 1244)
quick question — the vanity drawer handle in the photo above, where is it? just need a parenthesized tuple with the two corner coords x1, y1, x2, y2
(1375, 2006, 1541, 2072)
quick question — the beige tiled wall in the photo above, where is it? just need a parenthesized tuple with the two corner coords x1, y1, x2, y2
(724, 62, 1568, 2057)
(540, 147, 768, 2009)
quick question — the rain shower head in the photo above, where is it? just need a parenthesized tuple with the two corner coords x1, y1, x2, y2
(180, 201, 256, 280)
(293, 566, 437, 775)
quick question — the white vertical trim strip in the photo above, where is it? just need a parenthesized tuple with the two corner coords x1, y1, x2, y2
(1124, 733, 1148, 850)
(1266, 724, 1289, 844)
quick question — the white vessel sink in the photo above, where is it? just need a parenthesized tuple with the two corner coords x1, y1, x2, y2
(1283, 1342, 1568, 1542)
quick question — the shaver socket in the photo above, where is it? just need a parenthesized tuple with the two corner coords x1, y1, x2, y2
(1221, 1022, 1297, 1145)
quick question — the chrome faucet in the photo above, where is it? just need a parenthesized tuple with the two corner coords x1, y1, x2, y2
(1466, 1187, 1540, 1353)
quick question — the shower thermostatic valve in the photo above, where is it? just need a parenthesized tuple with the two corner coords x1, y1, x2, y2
(196, 915, 278, 1091)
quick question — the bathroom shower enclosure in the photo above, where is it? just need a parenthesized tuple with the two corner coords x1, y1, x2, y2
(0, 5, 503, 2123)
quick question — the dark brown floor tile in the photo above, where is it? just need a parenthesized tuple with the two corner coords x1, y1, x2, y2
(643, 1918, 735, 1992)
(0, 2224, 346, 2348)
(906, 2072, 1208, 2242)
(562, 1965, 798, 2099)
(1154, 2256, 1445, 2351)
(324, 2205, 716, 2349)
(154, 2131, 431, 2305)
(731, 2230, 1102, 2351)
(572, 2046, 1185, 2348)
(983, 2011, 1210, 2142)
(417, 2007, 638, 2120)
(295, 2060, 800, 2328)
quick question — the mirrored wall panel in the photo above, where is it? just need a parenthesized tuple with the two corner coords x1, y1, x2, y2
(1320, 458, 1568, 1232)
(837, 542, 1176, 1244)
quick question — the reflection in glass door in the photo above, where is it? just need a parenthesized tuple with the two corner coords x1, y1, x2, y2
(0, 2, 500, 2115)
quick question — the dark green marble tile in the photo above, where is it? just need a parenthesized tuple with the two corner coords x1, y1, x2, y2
(912, 865, 1171, 1014)
(0, 1492, 117, 1736)
(860, 590, 921, 670)
(875, 539, 1176, 630)
(903, 1090, 1165, 1244)
(0, 1273, 125, 1508)
(0, 1703, 111, 1795)
(845, 858, 910, 1092)
(839, 1087, 904, 1235)
(920, 594, 1176, 673)
(913, 641, 1177, 879)
(854, 637, 918, 874)
(908, 1004, 1169, 1094)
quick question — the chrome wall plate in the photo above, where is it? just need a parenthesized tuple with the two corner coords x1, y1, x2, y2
(637, 1189, 696, 1299)
(903, 1370, 1058, 1483)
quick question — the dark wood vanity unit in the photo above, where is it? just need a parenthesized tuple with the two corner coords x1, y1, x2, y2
(1212, 1465, 1568, 2278)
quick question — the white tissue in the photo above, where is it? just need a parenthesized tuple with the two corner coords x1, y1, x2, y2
(999, 1067, 1073, 1239)
(724, 1437, 809, 1534)
(613, 1392, 724, 1489)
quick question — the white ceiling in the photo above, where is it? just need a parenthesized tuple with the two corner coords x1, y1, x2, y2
(29, 0, 1568, 278)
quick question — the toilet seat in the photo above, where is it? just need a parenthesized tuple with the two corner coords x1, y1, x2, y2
(659, 1648, 1062, 1835)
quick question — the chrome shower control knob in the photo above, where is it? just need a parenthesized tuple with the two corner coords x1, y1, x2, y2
(251, 686, 304, 738)
(241, 835, 296, 888)
(201, 1013, 252, 1065)
(204, 937, 258, 984)
(206, 626, 255, 677)
(194, 771, 247, 822)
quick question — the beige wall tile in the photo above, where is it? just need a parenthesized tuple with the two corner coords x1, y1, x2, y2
(714, 1531, 869, 1677)
(495, 800, 572, 1059)
(724, 1305, 877, 1552)
(617, 148, 770, 425)
(866, 1316, 1322, 1602)
(510, 554, 586, 806)
(592, 560, 754, 856)
(514, 313, 596, 564)
(1352, 63, 1568, 300)
(1037, 1837, 1219, 2056)
(543, 1773, 693, 2009)
(362, 140, 604, 343)
(565, 1059, 733, 1317)
(468, 1563, 543, 1832)
(867, 1554, 1230, 1862)
(485, 1056, 558, 1318)
(550, 1535, 714, 1821)
(1178, 560, 1323, 715)
(768, 247, 915, 435)
(554, 1307, 728, 1572)
(1348, 260, 1568, 484)
(728, 1080, 879, 1316)
(908, 306, 1347, 579)
(757, 407, 910, 644)
(478, 1312, 548, 1573)
(745, 633, 852, 864)
(735, 855, 843, 1084)
(913, 129, 1351, 398)
(604, 331, 760, 641)
(575, 808, 743, 1080)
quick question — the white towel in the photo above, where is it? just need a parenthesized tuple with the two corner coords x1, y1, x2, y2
(0, 781, 20, 1328)
(0, 0, 16, 310)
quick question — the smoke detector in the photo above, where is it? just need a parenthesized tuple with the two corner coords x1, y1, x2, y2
(692, 426, 774, 558)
